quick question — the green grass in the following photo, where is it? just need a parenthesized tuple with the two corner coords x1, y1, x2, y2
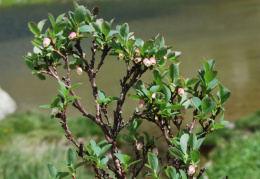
(204, 110, 260, 178)
(0, 110, 102, 179)
(0, 0, 65, 7)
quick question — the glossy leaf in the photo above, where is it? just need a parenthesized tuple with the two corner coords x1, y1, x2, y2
(98, 144, 112, 158)
(190, 97, 202, 113)
(165, 166, 177, 179)
(179, 169, 187, 179)
(163, 86, 171, 102)
(54, 21, 66, 34)
(79, 25, 95, 32)
(102, 21, 111, 36)
(191, 150, 200, 164)
(155, 47, 167, 59)
(169, 63, 179, 82)
(218, 83, 231, 105)
(169, 147, 185, 161)
(204, 70, 217, 84)
(74, 6, 87, 24)
(148, 152, 158, 173)
(47, 163, 57, 177)
(28, 22, 41, 36)
(180, 134, 189, 154)
(120, 23, 129, 39)
(201, 96, 215, 115)
(186, 78, 198, 87)
(188, 133, 197, 150)
(37, 19, 47, 32)
(194, 137, 205, 150)
(66, 148, 76, 165)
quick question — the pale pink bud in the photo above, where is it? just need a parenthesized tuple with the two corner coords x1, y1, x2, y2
(149, 57, 156, 66)
(119, 53, 125, 60)
(134, 56, 142, 64)
(178, 88, 184, 97)
(164, 55, 168, 60)
(76, 66, 83, 75)
(181, 108, 186, 114)
(134, 48, 140, 56)
(152, 147, 159, 156)
(51, 107, 59, 115)
(69, 32, 77, 40)
(136, 142, 143, 150)
(188, 165, 196, 175)
(152, 93, 156, 99)
(43, 37, 51, 47)
(139, 99, 144, 108)
(143, 58, 151, 67)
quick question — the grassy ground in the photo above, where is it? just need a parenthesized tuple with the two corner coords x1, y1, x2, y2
(0, 0, 66, 7)
(0, 110, 102, 179)
(203, 110, 260, 178)
(0, 110, 260, 178)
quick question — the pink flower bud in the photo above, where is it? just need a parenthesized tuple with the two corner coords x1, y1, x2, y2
(188, 165, 196, 175)
(51, 107, 59, 115)
(134, 56, 142, 64)
(152, 93, 156, 99)
(76, 66, 83, 75)
(43, 37, 51, 47)
(119, 53, 125, 60)
(134, 48, 140, 56)
(152, 147, 159, 156)
(149, 57, 156, 66)
(69, 32, 77, 40)
(143, 58, 151, 67)
(139, 99, 144, 108)
(164, 55, 168, 60)
(136, 142, 143, 150)
(178, 88, 184, 97)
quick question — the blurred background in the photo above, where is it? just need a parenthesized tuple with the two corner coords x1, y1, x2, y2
(0, 0, 260, 178)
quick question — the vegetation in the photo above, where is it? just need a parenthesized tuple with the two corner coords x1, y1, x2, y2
(0, 0, 66, 7)
(23, 1, 231, 178)
(204, 110, 260, 178)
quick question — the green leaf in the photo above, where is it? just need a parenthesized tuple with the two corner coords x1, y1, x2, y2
(114, 153, 130, 165)
(127, 159, 142, 168)
(79, 25, 95, 33)
(168, 138, 179, 147)
(190, 97, 202, 113)
(74, 161, 89, 169)
(39, 104, 52, 108)
(67, 96, 80, 102)
(67, 148, 76, 165)
(120, 23, 129, 39)
(186, 78, 198, 87)
(155, 47, 167, 59)
(48, 13, 56, 27)
(194, 137, 205, 150)
(179, 169, 187, 179)
(74, 6, 87, 24)
(54, 21, 66, 34)
(148, 153, 158, 173)
(166, 105, 184, 110)
(158, 36, 165, 48)
(204, 71, 217, 84)
(98, 144, 112, 158)
(145, 173, 157, 178)
(203, 58, 210, 71)
(169, 63, 179, 82)
(98, 90, 106, 100)
(169, 147, 185, 161)
(28, 22, 41, 36)
(47, 163, 57, 177)
(213, 123, 225, 130)
(208, 59, 215, 70)
(188, 133, 197, 150)
(101, 21, 111, 36)
(24, 58, 34, 70)
(37, 19, 47, 32)
(56, 13, 66, 23)
(180, 134, 189, 154)
(150, 85, 160, 92)
(37, 74, 46, 80)
(153, 69, 162, 84)
(217, 83, 231, 105)
(162, 86, 171, 102)
(201, 96, 215, 116)
(165, 166, 177, 179)
(128, 94, 140, 100)
(56, 172, 70, 179)
(191, 150, 200, 164)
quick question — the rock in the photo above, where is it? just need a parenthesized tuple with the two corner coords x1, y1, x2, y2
(0, 87, 17, 120)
